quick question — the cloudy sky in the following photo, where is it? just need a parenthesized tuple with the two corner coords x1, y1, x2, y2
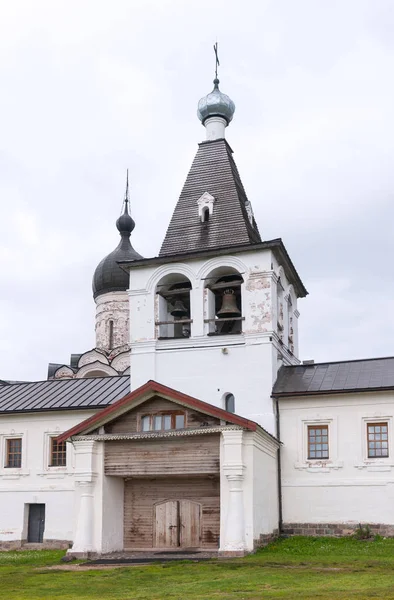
(1, 0, 394, 381)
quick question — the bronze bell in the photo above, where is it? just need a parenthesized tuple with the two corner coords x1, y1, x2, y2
(217, 289, 241, 319)
(170, 299, 188, 319)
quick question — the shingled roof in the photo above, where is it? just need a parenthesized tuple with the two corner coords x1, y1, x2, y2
(0, 376, 129, 413)
(272, 357, 394, 397)
(159, 138, 261, 256)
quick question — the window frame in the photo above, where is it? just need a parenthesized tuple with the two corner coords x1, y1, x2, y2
(5, 437, 22, 468)
(307, 424, 329, 460)
(138, 411, 186, 432)
(49, 436, 67, 467)
(366, 421, 389, 459)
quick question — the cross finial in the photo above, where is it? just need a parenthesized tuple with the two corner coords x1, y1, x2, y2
(125, 169, 130, 207)
(214, 41, 220, 80)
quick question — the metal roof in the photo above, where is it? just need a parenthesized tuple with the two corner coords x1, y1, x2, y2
(0, 376, 130, 414)
(159, 138, 261, 257)
(272, 357, 394, 397)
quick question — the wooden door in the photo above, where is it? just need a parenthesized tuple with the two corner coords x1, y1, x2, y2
(180, 500, 201, 548)
(155, 500, 178, 548)
(27, 504, 45, 543)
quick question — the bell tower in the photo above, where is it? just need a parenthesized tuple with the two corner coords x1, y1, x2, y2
(121, 59, 307, 434)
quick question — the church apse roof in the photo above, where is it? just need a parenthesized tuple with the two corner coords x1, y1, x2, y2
(273, 356, 394, 397)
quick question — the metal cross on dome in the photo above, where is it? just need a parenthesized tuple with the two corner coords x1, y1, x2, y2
(214, 41, 220, 79)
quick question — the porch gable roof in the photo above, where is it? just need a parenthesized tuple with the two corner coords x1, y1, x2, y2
(57, 379, 258, 442)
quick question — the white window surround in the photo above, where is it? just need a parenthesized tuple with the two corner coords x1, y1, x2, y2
(0, 431, 29, 479)
(37, 432, 74, 478)
(197, 192, 215, 222)
(294, 417, 343, 472)
(355, 416, 394, 471)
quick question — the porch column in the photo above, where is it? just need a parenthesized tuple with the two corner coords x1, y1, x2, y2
(220, 430, 246, 555)
(72, 482, 94, 553)
(68, 439, 99, 557)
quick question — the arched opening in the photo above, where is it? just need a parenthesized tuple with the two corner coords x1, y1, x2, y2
(204, 267, 243, 335)
(202, 206, 209, 223)
(224, 393, 235, 413)
(156, 274, 192, 339)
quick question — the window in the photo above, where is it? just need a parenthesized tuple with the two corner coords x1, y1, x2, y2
(108, 320, 114, 349)
(49, 437, 67, 467)
(140, 412, 185, 432)
(5, 438, 22, 468)
(367, 422, 388, 458)
(225, 393, 235, 413)
(307, 425, 329, 459)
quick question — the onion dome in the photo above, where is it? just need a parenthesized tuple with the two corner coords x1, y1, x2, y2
(197, 78, 235, 126)
(92, 173, 142, 299)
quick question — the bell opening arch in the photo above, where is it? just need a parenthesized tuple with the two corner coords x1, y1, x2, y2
(203, 266, 243, 336)
(155, 273, 193, 339)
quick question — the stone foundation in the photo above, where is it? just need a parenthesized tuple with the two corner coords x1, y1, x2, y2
(0, 540, 71, 551)
(282, 523, 394, 537)
(254, 528, 280, 550)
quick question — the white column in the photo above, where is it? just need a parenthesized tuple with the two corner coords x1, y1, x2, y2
(220, 430, 246, 554)
(222, 474, 245, 551)
(72, 482, 94, 553)
(68, 439, 99, 556)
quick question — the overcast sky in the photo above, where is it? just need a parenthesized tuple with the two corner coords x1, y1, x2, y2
(1, 0, 394, 381)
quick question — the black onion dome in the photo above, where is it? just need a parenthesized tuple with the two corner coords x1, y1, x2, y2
(92, 178, 142, 299)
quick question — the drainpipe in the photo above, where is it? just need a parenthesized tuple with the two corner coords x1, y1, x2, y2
(275, 397, 283, 535)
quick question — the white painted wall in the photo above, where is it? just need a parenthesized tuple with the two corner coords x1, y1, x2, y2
(128, 249, 300, 435)
(0, 410, 97, 543)
(280, 390, 394, 525)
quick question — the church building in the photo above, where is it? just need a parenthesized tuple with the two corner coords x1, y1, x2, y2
(1, 66, 394, 557)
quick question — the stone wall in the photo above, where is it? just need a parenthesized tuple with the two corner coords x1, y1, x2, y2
(282, 523, 394, 537)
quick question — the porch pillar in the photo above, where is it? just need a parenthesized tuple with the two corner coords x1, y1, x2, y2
(72, 482, 94, 553)
(68, 439, 99, 557)
(220, 429, 246, 555)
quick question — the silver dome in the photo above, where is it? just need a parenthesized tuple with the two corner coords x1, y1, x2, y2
(197, 78, 235, 126)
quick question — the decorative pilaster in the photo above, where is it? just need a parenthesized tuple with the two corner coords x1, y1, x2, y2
(220, 430, 246, 555)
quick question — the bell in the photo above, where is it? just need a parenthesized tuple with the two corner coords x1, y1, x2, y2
(170, 299, 188, 319)
(217, 289, 241, 319)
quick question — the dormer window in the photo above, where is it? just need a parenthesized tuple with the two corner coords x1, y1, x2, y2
(197, 192, 215, 222)
(204, 270, 243, 335)
(156, 275, 192, 339)
(140, 412, 186, 432)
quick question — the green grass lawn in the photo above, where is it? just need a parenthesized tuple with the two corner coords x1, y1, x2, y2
(2, 537, 394, 599)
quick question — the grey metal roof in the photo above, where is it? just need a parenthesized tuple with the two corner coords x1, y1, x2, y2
(272, 357, 394, 397)
(0, 376, 130, 414)
(159, 139, 261, 257)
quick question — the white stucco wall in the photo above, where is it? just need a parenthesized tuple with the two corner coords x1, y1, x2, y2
(280, 390, 394, 525)
(95, 291, 129, 350)
(128, 249, 300, 435)
(0, 410, 96, 543)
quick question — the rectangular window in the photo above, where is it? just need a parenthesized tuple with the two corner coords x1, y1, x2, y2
(6, 438, 22, 468)
(50, 437, 67, 467)
(308, 425, 329, 459)
(140, 413, 185, 432)
(367, 422, 388, 458)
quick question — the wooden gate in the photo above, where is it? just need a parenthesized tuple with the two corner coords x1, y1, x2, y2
(154, 500, 201, 548)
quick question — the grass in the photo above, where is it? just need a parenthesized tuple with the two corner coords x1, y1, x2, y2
(2, 537, 394, 599)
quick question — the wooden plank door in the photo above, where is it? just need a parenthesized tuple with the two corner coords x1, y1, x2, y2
(155, 500, 179, 548)
(27, 504, 45, 543)
(180, 500, 201, 548)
